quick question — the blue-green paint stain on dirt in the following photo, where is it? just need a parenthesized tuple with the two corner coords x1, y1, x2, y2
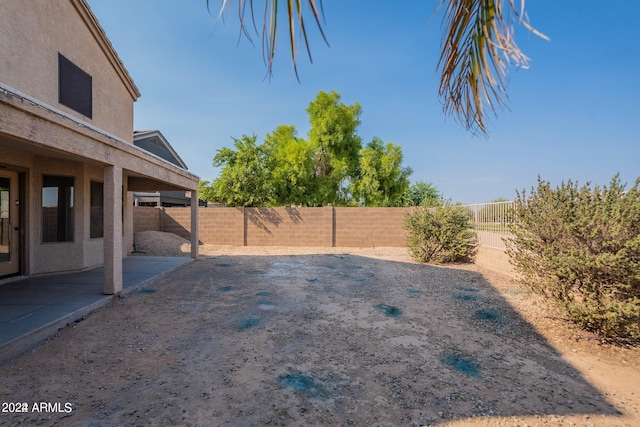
(215, 263, 232, 267)
(256, 291, 272, 297)
(137, 289, 157, 294)
(256, 299, 273, 306)
(238, 317, 261, 331)
(456, 287, 478, 292)
(441, 353, 481, 377)
(306, 278, 318, 283)
(356, 272, 376, 283)
(217, 286, 233, 292)
(473, 308, 503, 324)
(375, 304, 402, 317)
(277, 373, 328, 399)
(405, 289, 422, 294)
(454, 293, 478, 301)
(246, 270, 264, 275)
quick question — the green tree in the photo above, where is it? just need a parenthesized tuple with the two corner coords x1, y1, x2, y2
(211, 90, 413, 207)
(210, 134, 274, 206)
(198, 180, 215, 203)
(306, 90, 362, 205)
(352, 138, 412, 207)
(264, 125, 314, 206)
(211, 0, 548, 135)
(399, 181, 442, 207)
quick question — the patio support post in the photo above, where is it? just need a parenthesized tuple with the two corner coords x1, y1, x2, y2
(103, 165, 123, 295)
(190, 189, 199, 258)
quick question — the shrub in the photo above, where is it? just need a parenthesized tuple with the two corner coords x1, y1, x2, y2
(404, 202, 476, 264)
(505, 174, 640, 343)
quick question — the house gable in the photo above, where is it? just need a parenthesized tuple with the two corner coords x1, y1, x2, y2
(133, 130, 189, 170)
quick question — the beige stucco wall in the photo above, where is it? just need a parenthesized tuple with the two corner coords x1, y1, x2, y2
(0, 0, 137, 142)
(0, 89, 198, 276)
(0, 0, 198, 280)
(0, 145, 137, 276)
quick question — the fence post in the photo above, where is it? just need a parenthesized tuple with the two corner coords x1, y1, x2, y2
(474, 204, 478, 230)
(242, 207, 247, 246)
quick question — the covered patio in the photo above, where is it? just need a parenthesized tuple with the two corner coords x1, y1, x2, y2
(0, 256, 192, 363)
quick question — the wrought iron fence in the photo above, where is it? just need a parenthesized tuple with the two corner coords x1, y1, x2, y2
(457, 201, 515, 250)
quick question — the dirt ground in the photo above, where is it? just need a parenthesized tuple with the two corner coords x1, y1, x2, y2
(0, 232, 638, 427)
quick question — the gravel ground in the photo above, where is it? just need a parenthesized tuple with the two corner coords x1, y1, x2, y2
(0, 231, 638, 426)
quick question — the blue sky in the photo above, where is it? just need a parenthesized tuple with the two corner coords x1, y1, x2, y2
(87, 1, 640, 204)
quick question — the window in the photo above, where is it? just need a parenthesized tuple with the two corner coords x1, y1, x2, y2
(42, 175, 74, 242)
(58, 53, 92, 118)
(90, 181, 104, 238)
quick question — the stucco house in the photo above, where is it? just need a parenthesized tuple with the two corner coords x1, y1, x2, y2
(0, 0, 199, 294)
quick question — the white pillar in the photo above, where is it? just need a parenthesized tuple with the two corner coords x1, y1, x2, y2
(104, 165, 123, 295)
(190, 189, 199, 258)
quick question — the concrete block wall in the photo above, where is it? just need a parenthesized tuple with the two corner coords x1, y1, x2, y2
(244, 207, 333, 247)
(334, 207, 411, 247)
(132, 206, 161, 233)
(201, 208, 244, 246)
(162, 207, 192, 241)
(134, 206, 413, 247)
(132, 206, 519, 278)
(474, 246, 516, 278)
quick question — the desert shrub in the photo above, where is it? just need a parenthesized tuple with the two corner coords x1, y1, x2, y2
(505, 174, 640, 343)
(404, 202, 476, 264)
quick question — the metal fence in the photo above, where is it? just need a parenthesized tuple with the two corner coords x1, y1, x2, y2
(458, 201, 515, 250)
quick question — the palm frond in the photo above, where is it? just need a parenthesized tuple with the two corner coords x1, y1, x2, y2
(213, 0, 329, 81)
(438, 0, 548, 136)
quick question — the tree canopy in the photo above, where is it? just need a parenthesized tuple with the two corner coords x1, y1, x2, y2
(352, 138, 412, 207)
(206, 90, 424, 207)
(398, 181, 443, 207)
(211, 134, 273, 206)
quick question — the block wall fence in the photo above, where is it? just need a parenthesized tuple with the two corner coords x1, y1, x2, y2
(133, 206, 413, 247)
(132, 206, 516, 277)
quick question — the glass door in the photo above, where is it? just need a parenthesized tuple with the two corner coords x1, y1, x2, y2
(0, 171, 19, 277)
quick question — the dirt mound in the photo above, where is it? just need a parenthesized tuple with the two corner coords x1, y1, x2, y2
(133, 231, 191, 257)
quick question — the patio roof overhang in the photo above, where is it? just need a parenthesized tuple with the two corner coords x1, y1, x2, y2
(0, 84, 198, 191)
(0, 84, 199, 294)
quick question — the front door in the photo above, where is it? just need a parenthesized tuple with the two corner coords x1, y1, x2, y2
(0, 170, 20, 277)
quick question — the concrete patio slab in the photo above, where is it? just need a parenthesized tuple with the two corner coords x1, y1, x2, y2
(0, 256, 192, 363)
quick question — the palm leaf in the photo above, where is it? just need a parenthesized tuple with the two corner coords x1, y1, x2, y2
(212, 0, 328, 80)
(437, 0, 548, 135)
(212, 0, 546, 134)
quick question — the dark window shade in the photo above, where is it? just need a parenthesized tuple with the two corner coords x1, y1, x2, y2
(90, 181, 104, 238)
(42, 175, 74, 243)
(58, 53, 92, 118)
